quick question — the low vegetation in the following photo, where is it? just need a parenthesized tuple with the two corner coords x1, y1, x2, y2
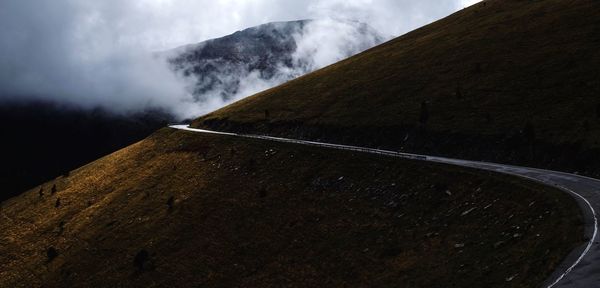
(0, 129, 582, 287)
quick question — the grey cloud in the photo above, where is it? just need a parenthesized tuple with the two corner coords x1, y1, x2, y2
(0, 0, 474, 119)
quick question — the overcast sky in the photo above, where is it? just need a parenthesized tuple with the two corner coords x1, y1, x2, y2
(0, 0, 481, 117)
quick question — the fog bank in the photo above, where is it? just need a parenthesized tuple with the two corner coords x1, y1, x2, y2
(0, 0, 479, 119)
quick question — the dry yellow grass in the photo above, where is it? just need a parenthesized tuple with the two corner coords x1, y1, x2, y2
(0, 128, 583, 287)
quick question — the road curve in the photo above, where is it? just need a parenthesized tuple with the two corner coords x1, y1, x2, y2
(170, 124, 600, 288)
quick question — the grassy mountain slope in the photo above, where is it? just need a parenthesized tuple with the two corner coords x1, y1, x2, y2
(195, 0, 600, 175)
(0, 1, 591, 286)
(0, 128, 582, 287)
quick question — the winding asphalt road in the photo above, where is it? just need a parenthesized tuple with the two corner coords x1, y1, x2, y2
(170, 124, 600, 287)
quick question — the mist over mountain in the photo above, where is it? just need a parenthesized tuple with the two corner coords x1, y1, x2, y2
(166, 19, 384, 112)
(0, 19, 383, 201)
(0, 2, 451, 202)
(0, 0, 463, 118)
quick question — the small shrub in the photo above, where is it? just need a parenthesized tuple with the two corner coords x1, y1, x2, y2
(133, 249, 149, 270)
(523, 121, 536, 143)
(433, 182, 449, 194)
(51, 184, 57, 195)
(167, 196, 175, 210)
(583, 120, 591, 132)
(454, 84, 463, 99)
(485, 113, 492, 124)
(381, 245, 402, 258)
(248, 158, 256, 171)
(419, 101, 429, 124)
(46, 247, 58, 262)
(259, 188, 267, 198)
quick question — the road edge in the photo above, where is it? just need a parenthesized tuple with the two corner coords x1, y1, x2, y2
(169, 125, 597, 288)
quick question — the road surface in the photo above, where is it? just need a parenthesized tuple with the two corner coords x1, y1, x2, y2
(170, 124, 600, 287)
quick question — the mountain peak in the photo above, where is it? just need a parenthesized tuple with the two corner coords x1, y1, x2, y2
(165, 19, 384, 107)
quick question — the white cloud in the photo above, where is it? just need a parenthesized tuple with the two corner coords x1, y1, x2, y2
(0, 0, 472, 118)
(460, 0, 483, 8)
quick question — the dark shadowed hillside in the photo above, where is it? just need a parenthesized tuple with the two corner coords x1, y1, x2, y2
(196, 0, 600, 176)
(0, 101, 173, 202)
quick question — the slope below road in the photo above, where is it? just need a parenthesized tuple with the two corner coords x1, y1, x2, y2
(0, 126, 583, 287)
(170, 125, 600, 288)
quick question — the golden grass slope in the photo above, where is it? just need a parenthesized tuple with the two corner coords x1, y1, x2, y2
(0, 128, 582, 287)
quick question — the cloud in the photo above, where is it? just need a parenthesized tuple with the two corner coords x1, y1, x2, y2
(292, 19, 383, 70)
(0, 0, 471, 119)
(168, 19, 385, 117)
(0, 0, 194, 115)
(460, 0, 483, 8)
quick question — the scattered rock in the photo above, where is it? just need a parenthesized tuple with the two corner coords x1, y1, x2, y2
(461, 207, 477, 216)
(506, 274, 518, 282)
(387, 201, 398, 208)
(493, 241, 505, 248)
(264, 149, 277, 157)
